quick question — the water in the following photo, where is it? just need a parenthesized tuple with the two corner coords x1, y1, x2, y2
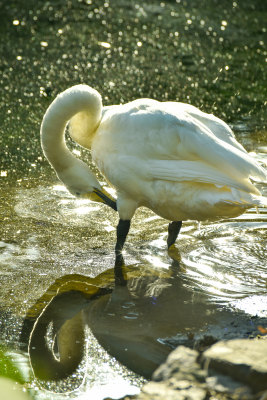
(0, 0, 267, 398)
(1, 158, 267, 397)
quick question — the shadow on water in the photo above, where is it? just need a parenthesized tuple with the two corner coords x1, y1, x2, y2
(20, 258, 267, 388)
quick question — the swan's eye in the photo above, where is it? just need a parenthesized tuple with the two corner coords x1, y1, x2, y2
(75, 192, 81, 196)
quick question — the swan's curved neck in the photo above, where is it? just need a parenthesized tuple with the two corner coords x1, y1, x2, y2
(40, 85, 102, 172)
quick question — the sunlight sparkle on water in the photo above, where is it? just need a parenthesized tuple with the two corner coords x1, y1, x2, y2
(143, 215, 161, 223)
(74, 205, 100, 214)
(103, 220, 115, 232)
(103, 185, 116, 197)
(144, 255, 169, 269)
(149, 235, 166, 249)
(60, 198, 101, 213)
(234, 295, 267, 317)
(98, 41, 111, 48)
(78, 381, 140, 400)
(182, 257, 245, 296)
(53, 184, 69, 193)
(72, 149, 81, 156)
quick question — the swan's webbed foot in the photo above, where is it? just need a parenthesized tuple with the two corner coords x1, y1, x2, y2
(167, 221, 182, 249)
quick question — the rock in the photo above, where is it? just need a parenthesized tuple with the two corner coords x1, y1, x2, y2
(135, 347, 207, 400)
(202, 338, 267, 392)
(153, 346, 206, 383)
(138, 381, 207, 400)
(205, 372, 252, 398)
(120, 338, 267, 400)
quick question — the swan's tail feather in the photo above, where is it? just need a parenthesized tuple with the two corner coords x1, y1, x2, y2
(251, 195, 267, 208)
(222, 194, 267, 209)
(211, 195, 266, 220)
(148, 159, 262, 196)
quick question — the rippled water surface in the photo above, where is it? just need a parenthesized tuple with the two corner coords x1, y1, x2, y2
(1, 149, 266, 398)
(0, 0, 267, 398)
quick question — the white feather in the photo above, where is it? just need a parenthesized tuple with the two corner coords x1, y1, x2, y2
(147, 160, 260, 195)
(41, 85, 267, 223)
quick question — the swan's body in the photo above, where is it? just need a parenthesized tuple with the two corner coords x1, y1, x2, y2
(41, 85, 267, 263)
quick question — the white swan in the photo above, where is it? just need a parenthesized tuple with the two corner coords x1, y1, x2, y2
(41, 84, 267, 264)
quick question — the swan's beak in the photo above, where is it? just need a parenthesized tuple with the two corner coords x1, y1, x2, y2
(83, 187, 117, 211)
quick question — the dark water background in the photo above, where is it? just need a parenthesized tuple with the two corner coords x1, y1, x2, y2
(0, 1, 267, 399)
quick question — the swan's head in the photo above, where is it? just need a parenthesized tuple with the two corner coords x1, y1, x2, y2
(57, 158, 117, 210)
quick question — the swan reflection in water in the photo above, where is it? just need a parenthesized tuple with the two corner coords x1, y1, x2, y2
(20, 260, 266, 383)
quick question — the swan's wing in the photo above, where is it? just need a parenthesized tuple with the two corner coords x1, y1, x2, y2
(165, 102, 246, 152)
(147, 160, 260, 195)
(173, 116, 267, 183)
(98, 101, 266, 184)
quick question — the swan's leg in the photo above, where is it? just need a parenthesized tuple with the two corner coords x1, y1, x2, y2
(167, 221, 182, 248)
(115, 219, 131, 267)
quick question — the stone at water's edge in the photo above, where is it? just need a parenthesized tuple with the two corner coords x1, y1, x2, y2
(153, 346, 206, 383)
(202, 338, 267, 392)
(134, 346, 207, 400)
(139, 381, 207, 400)
(124, 338, 267, 400)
